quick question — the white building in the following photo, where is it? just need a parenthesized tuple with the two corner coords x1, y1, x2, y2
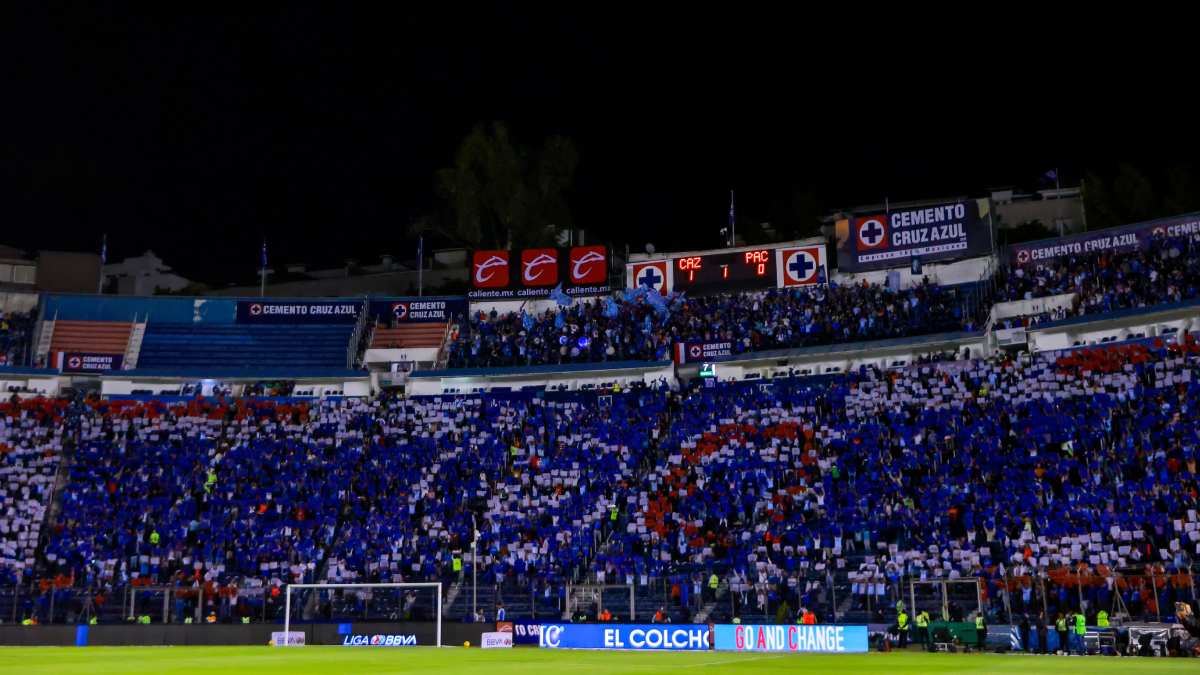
(0, 244, 39, 313)
(990, 186, 1085, 236)
(102, 250, 192, 296)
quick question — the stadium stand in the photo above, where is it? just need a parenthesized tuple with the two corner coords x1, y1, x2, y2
(47, 320, 131, 358)
(448, 279, 980, 369)
(0, 397, 61, 586)
(997, 230, 1200, 321)
(136, 322, 353, 372)
(2, 224, 1200, 638)
(0, 333, 1192, 628)
(369, 322, 447, 351)
(323, 388, 669, 595)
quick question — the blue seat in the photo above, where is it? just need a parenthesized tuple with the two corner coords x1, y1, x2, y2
(138, 322, 354, 370)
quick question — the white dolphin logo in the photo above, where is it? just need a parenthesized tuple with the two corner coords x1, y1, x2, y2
(475, 255, 508, 283)
(523, 253, 558, 282)
(571, 250, 605, 281)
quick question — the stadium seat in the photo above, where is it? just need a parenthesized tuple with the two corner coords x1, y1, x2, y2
(137, 322, 353, 371)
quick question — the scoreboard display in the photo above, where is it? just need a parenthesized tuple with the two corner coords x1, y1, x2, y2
(671, 249, 776, 295)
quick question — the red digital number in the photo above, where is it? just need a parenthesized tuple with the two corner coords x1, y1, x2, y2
(677, 256, 703, 271)
(757, 263, 766, 275)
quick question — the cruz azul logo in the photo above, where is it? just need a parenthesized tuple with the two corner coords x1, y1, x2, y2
(855, 216, 888, 250)
(780, 247, 823, 286)
(631, 261, 668, 295)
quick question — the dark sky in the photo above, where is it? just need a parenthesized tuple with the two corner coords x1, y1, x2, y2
(2, 5, 1193, 283)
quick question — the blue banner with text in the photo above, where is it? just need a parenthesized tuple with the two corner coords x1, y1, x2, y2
(713, 624, 868, 653)
(538, 624, 710, 651)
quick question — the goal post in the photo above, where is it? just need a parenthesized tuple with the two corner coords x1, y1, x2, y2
(908, 578, 983, 623)
(283, 582, 443, 647)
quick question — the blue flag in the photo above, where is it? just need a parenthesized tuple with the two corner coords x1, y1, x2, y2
(555, 311, 566, 329)
(644, 288, 670, 319)
(521, 311, 535, 332)
(605, 296, 620, 319)
(624, 286, 648, 303)
(550, 283, 574, 307)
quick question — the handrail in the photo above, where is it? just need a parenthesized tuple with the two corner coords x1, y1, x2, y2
(346, 298, 370, 369)
(434, 322, 454, 369)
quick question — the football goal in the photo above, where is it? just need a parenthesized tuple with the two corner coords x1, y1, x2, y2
(282, 582, 443, 647)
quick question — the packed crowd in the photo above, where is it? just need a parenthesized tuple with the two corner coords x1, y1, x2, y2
(448, 279, 977, 369)
(998, 231, 1200, 319)
(0, 336, 1197, 626)
(0, 395, 62, 585)
(325, 386, 669, 598)
(44, 397, 351, 592)
(1, 384, 673, 621)
(592, 337, 1200, 623)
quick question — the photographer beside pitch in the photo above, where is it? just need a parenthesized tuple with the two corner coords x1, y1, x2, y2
(1174, 602, 1200, 657)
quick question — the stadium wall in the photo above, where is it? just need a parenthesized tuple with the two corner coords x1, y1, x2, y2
(989, 293, 1076, 323)
(40, 294, 235, 323)
(833, 255, 993, 289)
(678, 331, 986, 383)
(99, 379, 367, 398)
(406, 360, 675, 396)
(0, 370, 61, 396)
(1025, 300, 1200, 353)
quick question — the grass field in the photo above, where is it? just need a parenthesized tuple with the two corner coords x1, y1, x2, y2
(0, 646, 1194, 674)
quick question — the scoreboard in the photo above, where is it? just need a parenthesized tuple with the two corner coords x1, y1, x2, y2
(672, 249, 776, 294)
(627, 241, 828, 296)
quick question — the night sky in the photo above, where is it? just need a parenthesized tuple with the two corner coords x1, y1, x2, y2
(2, 6, 1192, 283)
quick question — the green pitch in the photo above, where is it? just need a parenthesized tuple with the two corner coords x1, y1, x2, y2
(0, 646, 1194, 674)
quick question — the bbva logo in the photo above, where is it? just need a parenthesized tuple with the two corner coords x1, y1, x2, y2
(341, 633, 417, 646)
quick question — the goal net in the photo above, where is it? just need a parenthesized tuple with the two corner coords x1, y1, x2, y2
(908, 578, 983, 622)
(282, 582, 443, 647)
